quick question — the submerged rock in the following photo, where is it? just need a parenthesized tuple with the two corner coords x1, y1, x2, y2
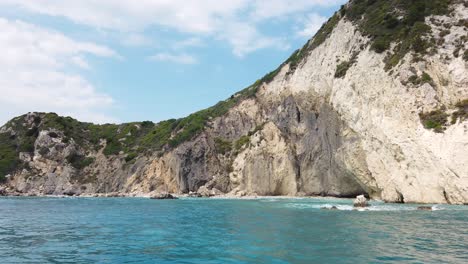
(150, 192, 177, 200)
(353, 195, 369, 208)
(321, 206, 339, 210)
(417, 206, 433, 211)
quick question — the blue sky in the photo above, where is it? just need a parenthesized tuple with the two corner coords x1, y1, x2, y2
(0, 0, 346, 125)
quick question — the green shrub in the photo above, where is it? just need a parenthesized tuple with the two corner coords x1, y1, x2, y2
(0, 133, 19, 181)
(234, 136, 250, 151)
(66, 153, 95, 170)
(421, 72, 435, 85)
(103, 139, 122, 156)
(343, 0, 452, 70)
(419, 109, 449, 133)
(125, 152, 138, 162)
(408, 72, 435, 86)
(372, 37, 391, 53)
(451, 99, 468, 124)
(248, 123, 266, 136)
(335, 61, 352, 78)
(439, 29, 450, 38)
(214, 138, 232, 155)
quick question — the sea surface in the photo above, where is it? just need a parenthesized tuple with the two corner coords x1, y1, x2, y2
(0, 197, 467, 264)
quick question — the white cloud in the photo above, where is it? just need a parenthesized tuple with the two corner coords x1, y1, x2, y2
(71, 56, 91, 69)
(0, 0, 249, 33)
(296, 13, 328, 38)
(173, 37, 204, 50)
(220, 22, 290, 57)
(0, 17, 117, 125)
(0, 0, 345, 56)
(121, 33, 152, 47)
(251, 0, 345, 20)
(149, 53, 197, 65)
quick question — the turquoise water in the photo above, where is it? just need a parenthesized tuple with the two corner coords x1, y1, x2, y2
(0, 197, 467, 263)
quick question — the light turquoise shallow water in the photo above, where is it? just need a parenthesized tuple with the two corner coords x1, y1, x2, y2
(0, 197, 467, 264)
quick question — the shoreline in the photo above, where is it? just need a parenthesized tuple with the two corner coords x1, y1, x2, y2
(0, 192, 464, 206)
(0, 193, 351, 200)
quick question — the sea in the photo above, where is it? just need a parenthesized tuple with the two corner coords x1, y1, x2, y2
(0, 197, 467, 263)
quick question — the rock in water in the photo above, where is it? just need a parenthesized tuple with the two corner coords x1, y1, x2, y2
(188, 191, 202, 198)
(417, 206, 433, 211)
(150, 193, 177, 200)
(197, 186, 211, 197)
(353, 195, 369, 208)
(321, 206, 339, 210)
(197, 186, 223, 197)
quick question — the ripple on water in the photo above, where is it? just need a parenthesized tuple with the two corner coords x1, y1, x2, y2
(0, 197, 466, 263)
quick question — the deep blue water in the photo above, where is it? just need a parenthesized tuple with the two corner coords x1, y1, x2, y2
(0, 197, 467, 264)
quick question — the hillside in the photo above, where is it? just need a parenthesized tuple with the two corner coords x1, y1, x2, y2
(1, 0, 467, 203)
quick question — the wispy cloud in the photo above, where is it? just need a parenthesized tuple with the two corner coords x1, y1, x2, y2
(173, 37, 204, 50)
(296, 13, 328, 38)
(0, 18, 118, 125)
(220, 21, 290, 57)
(0, 0, 346, 56)
(251, 0, 345, 20)
(121, 33, 152, 47)
(148, 53, 198, 65)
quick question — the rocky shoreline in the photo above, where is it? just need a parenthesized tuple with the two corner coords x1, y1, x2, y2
(0, 190, 460, 208)
(0, 184, 358, 200)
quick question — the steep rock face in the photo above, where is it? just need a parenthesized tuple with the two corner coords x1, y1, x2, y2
(0, 0, 467, 204)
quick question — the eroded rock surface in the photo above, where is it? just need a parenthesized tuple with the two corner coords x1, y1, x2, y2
(0, 1, 467, 204)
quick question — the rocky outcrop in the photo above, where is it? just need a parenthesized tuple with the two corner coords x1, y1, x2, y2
(0, 0, 467, 204)
(417, 206, 434, 211)
(353, 195, 369, 208)
(149, 192, 177, 200)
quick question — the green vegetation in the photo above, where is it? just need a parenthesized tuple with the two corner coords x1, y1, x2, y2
(308, 14, 341, 53)
(0, 133, 19, 181)
(214, 138, 232, 155)
(335, 53, 358, 78)
(234, 123, 266, 151)
(258, 12, 342, 83)
(125, 152, 138, 162)
(343, 0, 453, 70)
(419, 109, 449, 133)
(0, 117, 42, 179)
(287, 13, 341, 74)
(66, 153, 95, 170)
(408, 72, 435, 86)
(234, 136, 250, 151)
(166, 84, 258, 148)
(451, 99, 468, 124)
(1, 0, 460, 176)
(453, 35, 467, 58)
(0, 83, 261, 169)
(335, 61, 352, 78)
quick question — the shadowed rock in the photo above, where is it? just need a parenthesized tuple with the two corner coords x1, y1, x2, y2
(417, 206, 433, 211)
(321, 206, 339, 210)
(150, 192, 177, 200)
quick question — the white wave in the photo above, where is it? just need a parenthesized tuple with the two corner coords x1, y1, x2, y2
(285, 202, 425, 212)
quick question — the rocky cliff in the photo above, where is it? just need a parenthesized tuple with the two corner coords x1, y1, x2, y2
(1, 0, 467, 204)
